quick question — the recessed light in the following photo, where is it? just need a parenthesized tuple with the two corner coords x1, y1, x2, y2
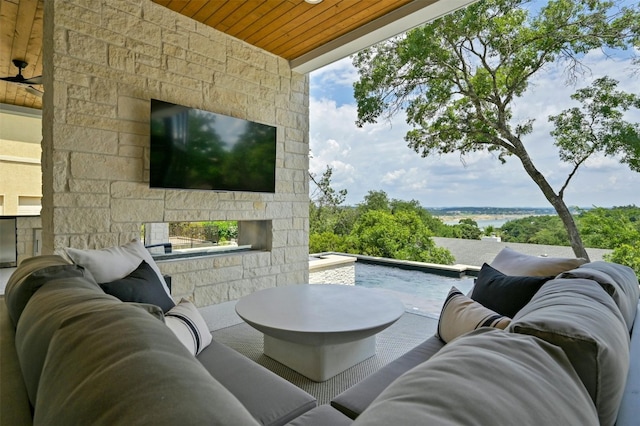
(305, 0, 323, 4)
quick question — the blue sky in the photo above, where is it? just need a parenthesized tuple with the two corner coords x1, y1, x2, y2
(309, 6, 639, 209)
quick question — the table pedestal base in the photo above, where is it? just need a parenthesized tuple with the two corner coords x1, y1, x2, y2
(264, 335, 376, 382)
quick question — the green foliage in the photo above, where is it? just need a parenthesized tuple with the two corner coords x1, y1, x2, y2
(309, 232, 350, 254)
(309, 185, 455, 264)
(212, 221, 238, 242)
(579, 206, 640, 248)
(500, 215, 570, 245)
(349, 210, 455, 264)
(605, 245, 640, 279)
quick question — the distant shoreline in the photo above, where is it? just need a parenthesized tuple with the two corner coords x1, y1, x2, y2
(438, 214, 554, 227)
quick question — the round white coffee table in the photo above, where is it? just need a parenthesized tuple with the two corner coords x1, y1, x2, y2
(235, 284, 404, 382)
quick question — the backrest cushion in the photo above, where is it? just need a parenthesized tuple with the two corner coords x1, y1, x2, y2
(15, 276, 121, 406)
(508, 278, 629, 426)
(353, 328, 598, 426)
(34, 304, 259, 426)
(3, 255, 73, 326)
(436, 286, 510, 343)
(99, 260, 175, 313)
(559, 261, 639, 331)
(470, 263, 552, 317)
(490, 246, 587, 276)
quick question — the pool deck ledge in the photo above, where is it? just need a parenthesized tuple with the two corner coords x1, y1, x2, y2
(310, 253, 480, 278)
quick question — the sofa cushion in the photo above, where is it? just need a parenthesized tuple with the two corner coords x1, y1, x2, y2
(197, 339, 317, 426)
(471, 263, 552, 317)
(352, 328, 598, 426)
(99, 260, 175, 313)
(15, 276, 122, 406)
(490, 246, 587, 276)
(66, 239, 171, 298)
(509, 278, 629, 426)
(34, 304, 259, 426)
(559, 261, 640, 331)
(3, 255, 74, 326)
(436, 286, 510, 343)
(0, 299, 32, 426)
(165, 299, 212, 356)
(331, 335, 444, 419)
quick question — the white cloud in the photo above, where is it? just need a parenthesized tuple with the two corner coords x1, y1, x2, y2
(309, 48, 640, 208)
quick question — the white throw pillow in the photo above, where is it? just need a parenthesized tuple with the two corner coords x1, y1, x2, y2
(165, 299, 213, 356)
(437, 286, 511, 343)
(65, 239, 170, 298)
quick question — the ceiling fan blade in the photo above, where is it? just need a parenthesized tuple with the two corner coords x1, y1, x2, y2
(0, 75, 27, 83)
(23, 75, 43, 85)
(26, 86, 44, 97)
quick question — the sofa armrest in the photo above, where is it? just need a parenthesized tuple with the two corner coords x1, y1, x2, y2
(616, 300, 640, 426)
(331, 335, 444, 419)
(1, 299, 34, 426)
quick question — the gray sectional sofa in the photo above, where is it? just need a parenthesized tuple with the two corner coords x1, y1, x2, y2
(329, 254, 640, 426)
(2, 245, 640, 425)
(1, 255, 319, 426)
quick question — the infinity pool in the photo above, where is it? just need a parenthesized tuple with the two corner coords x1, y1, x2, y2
(355, 262, 475, 318)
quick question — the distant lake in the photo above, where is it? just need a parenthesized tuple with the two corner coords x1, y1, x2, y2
(442, 215, 555, 229)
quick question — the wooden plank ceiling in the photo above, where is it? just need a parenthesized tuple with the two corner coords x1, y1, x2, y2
(0, 0, 417, 111)
(0, 0, 43, 110)
(153, 0, 414, 61)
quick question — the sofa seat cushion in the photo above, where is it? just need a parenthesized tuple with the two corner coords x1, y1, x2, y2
(4, 256, 75, 326)
(197, 339, 317, 426)
(508, 278, 629, 426)
(490, 246, 587, 276)
(331, 335, 444, 419)
(559, 261, 640, 331)
(353, 328, 598, 426)
(15, 276, 122, 405)
(34, 304, 259, 426)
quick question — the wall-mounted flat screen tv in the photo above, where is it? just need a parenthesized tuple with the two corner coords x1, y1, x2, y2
(149, 99, 277, 193)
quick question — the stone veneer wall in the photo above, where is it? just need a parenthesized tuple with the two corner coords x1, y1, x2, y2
(16, 217, 42, 265)
(41, 0, 309, 306)
(308, 255, 357, 285)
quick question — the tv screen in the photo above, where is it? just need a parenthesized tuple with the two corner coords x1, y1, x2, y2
(149, 99, 277, 193)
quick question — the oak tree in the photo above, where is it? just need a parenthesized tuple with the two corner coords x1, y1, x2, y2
(353, 0, 639, 259)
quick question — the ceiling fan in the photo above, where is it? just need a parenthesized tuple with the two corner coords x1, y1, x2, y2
(1, 59, 43, 96)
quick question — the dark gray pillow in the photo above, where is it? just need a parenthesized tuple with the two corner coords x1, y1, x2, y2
(471, 263, 553, 317)
(99, 260, 175, 313)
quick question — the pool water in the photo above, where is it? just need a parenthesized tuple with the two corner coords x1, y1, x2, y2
(355, 263, 475, 318)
